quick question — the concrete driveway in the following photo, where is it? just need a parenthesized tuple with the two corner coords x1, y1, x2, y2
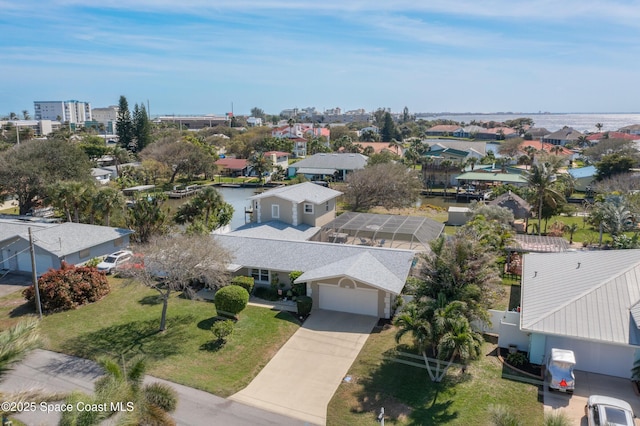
(544, 370, 640, 425)
(230, 309, 378, 425)
(0, 349, 304, 426)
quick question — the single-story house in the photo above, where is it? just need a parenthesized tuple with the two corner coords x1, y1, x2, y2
(215, 158, 249, 177)
(263, 151, 290, 172)
(215, 234, 415, 318)
(542, 127, 583, 146)
(248, 182, 342, 227)
(568, 165, 597, 192)
(0, 219, 133, 276)
(288, 153, 368, 180)
(425, 125, 462, 137)
(519, 249, 640, 378)
(91, 168, 111, 185)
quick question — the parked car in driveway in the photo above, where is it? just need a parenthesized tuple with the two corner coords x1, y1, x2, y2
(547, 348, 576, 392)
(96, 250, 133, 274)
(585, 395, 635, 426)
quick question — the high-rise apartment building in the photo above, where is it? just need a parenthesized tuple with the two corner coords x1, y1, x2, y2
(33, 100, 92, 124)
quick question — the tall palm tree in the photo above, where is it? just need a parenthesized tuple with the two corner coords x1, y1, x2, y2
(394, 303, 437, 381)
(249, 152, 272, 186)
(595, 122, 604, 132)
(523, 146, 537, 170)
(95, 187, 125, 227)
(550, 145, 563, 155)
(565, 223, 579, 245)
(525, 163, 564, 236)
(0, 319, 39, 379)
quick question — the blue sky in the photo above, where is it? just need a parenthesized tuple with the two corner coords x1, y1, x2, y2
(1, 1, 640, 116)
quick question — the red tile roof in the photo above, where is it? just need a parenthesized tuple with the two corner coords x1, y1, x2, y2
(586, 132, 640, 141)
(520, 140, 572, 155)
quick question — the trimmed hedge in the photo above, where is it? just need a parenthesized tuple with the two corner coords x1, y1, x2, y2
(23, 262, 110, 313)
(230, 276, 255, 295)
(296, 296, 312, 316)
(214, 285, 249, 316)
(211, 319, 234, 342)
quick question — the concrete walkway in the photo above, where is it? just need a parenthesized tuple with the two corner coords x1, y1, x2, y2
(230, 310, 378, 425)
(0, 349, 305, 426)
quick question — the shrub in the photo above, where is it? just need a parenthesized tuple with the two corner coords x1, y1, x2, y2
(230, 276, 255, 295)
(296, 295, 313, 316)
(214, 285, 249, 316)
(211, 319, 234, 342)
(543, 411, 570, 426)
(506, 352, 528, 368)
(289, 270, 306, 296)
(488, 404, 522, 426)
(23, 262, 110, 313)
(253, 286, 279, 301)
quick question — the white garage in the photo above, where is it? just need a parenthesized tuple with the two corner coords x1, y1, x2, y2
(318, 283, 379, 317)
(545, 336, 637, 378)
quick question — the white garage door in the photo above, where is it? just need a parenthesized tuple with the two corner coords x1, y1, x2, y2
(545, 336, 636, 378)
(318, 284, 379, 317)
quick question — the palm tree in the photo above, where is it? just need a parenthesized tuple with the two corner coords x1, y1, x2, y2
(525, 163, 565, 236)
(61, 357, 178, 426)
(388, 138, 402, 155)
(523, 146, 537, 170)
(394, 303, 437, 381)
(550, 145, 563, 155)
(576, 135, 589, 148)
(95, 187, 124, 227)
(565, 223, 579, 245)
(436, 315, 483, 381)
(595, 122, 604, 132)
(249, 152, 272, 186)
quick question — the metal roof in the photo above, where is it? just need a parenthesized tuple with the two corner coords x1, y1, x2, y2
(456, 171, 528, 184)
(320, 212, 444, 251)
(520, 250, 640, 346)
(214, 234, 415, 294)
(290, 153, 368, 171)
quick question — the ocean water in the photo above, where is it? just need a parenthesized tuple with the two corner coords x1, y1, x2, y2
(420, 113, 640, 133)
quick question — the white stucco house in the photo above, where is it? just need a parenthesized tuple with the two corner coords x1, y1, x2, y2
(519, 250, 640, 378)
(0, 219, 133, 276)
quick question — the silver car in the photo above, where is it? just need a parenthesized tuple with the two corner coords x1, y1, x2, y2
(547, 348, 575, 392)
(585, 395, 635, 426)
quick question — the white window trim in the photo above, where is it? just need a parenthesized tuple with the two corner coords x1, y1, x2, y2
(250, 268, 270, 283)
(272, 204, 280, 218)
(304, 203, 314, 214)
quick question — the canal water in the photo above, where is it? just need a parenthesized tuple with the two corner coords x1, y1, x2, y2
(164, 186, 472, 231)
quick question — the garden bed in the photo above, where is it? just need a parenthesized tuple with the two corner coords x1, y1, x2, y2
(499, 348, 543, 378)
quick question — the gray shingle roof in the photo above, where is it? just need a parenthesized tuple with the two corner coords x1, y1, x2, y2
(520, 250, 640, 345)
(0, 219, 132, 256)
(294, 252, 404, 291)
(215, 234, 415, 294)
(228, 221, 319, 241)
(249, 182, 342, 204)
(290, 153, 368, 171)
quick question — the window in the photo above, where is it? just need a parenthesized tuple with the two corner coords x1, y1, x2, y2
(326, 201, 330, 212)
(78, 248, 91, 259)
(304, 203, 313, 214)
(250, 269, 270, 283)
(271, 204, 279, 218)
(113, 237, 123, 247)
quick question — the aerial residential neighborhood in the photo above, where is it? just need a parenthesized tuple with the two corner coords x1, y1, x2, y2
(3, 96, 640, 426)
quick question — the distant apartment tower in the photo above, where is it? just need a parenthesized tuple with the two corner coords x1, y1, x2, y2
(91, 105, 119, 134)
(34, 100, 92, 124)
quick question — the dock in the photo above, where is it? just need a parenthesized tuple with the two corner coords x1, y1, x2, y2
(168, 185, 202, 199)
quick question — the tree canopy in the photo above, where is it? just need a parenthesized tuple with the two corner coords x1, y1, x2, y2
(0, 139, 92, 214)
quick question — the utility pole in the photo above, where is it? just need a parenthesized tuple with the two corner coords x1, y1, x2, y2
(28, 228, 43, 319)
(16, 123, 20, 145)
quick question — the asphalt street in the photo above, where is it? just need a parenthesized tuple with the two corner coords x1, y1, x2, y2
(0, 349, 307, 426)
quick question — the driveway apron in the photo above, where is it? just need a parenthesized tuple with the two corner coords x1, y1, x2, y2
(230, 309, 378, 426)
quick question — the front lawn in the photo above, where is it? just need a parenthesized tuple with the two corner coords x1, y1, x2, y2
(12, 279, 300, 397)
(327, 327, 542, 425)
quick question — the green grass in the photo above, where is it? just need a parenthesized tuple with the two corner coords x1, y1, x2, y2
(0, 206, 19, 214)
(11, 279, 300, 397)
(327, 328, 542, 426)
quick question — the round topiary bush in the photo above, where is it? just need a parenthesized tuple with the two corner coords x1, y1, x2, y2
(214, 285, 249, 317)
(23, 262, 110, 313)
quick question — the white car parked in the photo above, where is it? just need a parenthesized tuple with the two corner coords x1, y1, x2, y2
(96, 250, 133, 274)
(585, 395, 635, 426)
